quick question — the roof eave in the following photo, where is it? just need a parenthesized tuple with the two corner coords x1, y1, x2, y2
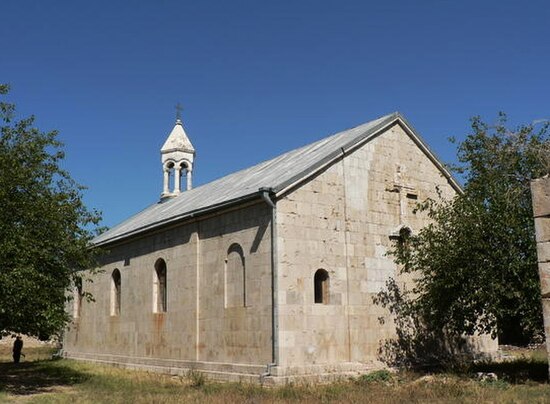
(92, 191, 263, 248)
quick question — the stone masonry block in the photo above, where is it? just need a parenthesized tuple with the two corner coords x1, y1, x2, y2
(531, 176, 550, 218)
(540, 262, 550, 297)
(535, 217, 550, 243)
(543, 299, 550, 343)
(537, 241, 550, 263)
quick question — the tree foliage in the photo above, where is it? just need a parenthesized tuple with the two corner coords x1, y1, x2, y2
(373, 278, 470, 370)
(381, 113, 549, 349)
(0, 85, 102, 339)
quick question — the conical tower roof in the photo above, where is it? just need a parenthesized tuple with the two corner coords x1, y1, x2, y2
(161, 119, 195, 153)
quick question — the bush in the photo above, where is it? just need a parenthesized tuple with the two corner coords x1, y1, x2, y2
(357, 370, 393, 384)
(187, 369, 206, 388)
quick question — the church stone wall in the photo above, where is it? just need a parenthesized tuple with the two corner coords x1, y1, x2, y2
(275, 122, 496, 375)
(64, 202, 273, 376)
(64, 119, 500, 382)
(197, 203, 273, 365)
(531, 176, 550, 377)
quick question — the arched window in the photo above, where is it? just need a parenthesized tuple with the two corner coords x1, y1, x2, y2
(165, 161, 175, 192)
(314, 269, 329, 304)
(398, 226, 412, 246)
(111, 269, 121, 316)
(390, 225, 412, 250)
(163, 161, 192, 194)
(73, 278, 82, 319)
(390, 225, 412, 239)
(225, 243, 246, 308)
(154, 259, 167, 313)
(179, 162, 188, 189)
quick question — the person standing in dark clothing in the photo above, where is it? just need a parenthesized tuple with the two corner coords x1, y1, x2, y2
(13, 336, 23, 363)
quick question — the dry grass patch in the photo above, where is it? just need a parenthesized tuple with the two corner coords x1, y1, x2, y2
(0, 348, 548, 403)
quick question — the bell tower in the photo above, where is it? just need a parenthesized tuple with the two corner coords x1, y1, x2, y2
(160, 104, 195, 199)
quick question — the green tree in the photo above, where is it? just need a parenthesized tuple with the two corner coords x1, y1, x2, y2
(0, 84, 102, 339)
(382, 113, 549, 349)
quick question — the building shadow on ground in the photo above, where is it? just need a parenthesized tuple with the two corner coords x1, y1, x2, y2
(471, 358, 549, 384)
(0, 360, 88, 396)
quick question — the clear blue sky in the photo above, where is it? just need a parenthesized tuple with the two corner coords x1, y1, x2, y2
(2, 0, 549, 228)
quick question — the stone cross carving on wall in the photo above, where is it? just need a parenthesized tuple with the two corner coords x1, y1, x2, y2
(387, 165, 418, 225)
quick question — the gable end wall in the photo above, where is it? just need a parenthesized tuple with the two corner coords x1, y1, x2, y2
(275, 123, 461, 371)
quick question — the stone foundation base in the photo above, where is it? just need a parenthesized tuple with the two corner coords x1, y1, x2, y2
(63, 351, 385, 385)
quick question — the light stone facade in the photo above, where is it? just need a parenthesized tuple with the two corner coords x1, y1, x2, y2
(65, 203, 273, 380)
(64, 115, 497, 383)
(275, 124, 457, 375)
(531, 176, 550, 377)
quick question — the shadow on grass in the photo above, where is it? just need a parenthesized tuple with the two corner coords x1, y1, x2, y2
(471, 358, 549, 384)
(0, 359, 89, 396)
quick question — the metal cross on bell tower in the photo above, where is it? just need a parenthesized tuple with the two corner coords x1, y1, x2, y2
(175, 102, 183, 121)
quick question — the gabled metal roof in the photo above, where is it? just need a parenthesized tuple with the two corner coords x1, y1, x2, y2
(93, 112, 459, 246)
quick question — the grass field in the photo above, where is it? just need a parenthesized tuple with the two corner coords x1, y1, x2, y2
(0, 346, 549, 403)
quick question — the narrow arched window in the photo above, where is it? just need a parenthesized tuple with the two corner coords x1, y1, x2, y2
(398, 226, 411, 246)
(225, 243, 246, 308)
(73, 278, 82, 319)
(154, 259, 167, 313)
(179, 162, 188, 191)
(111, 269, 121, 316)
(314, 269, 329, 304)
(166, 162, 175, 191)
(389, 226, 413, 247)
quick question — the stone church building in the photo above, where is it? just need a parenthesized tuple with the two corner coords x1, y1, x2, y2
(63, 112, 496, 382)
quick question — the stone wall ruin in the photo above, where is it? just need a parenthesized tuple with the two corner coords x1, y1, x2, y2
(531, 175, 550, 377)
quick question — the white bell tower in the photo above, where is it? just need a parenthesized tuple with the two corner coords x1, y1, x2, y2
(160, 104, 195, 199)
